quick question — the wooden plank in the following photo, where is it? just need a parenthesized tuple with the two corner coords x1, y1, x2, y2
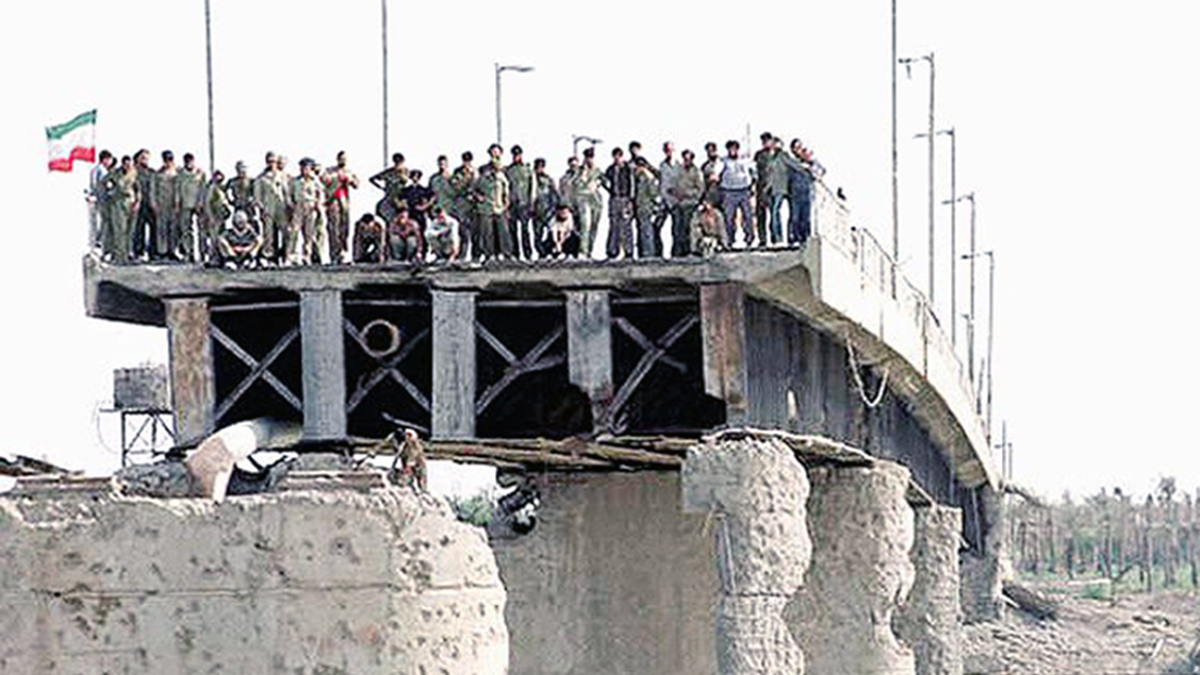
(431, 290, 477, 439)
(300, 290, 347, 440)
(165, 298, 216, 445)
(566, 289, 614, 433)
(700, 283, 749, 424)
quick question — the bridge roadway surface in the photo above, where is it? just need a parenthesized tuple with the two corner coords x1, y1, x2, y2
(83, 238, 997, 491)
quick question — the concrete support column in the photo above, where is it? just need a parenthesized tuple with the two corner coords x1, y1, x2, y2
(565, 289, 613, 431)
(431, 289, 476, 439)
(700, 283, 749, 425)
(961, 485, 1005, 623)
(165, 297, 215, 446)
(899, 504, 964, 675)
(683, 435, 811, 674)
(300, 289, 346, 441)
(786, 462, 916, 675)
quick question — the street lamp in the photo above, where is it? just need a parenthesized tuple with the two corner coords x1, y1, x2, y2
(572, 135, 602, 157)
(949, 192, 976, 382)
(924, 127, 957, 344)
(204, 0, 215, 171)
(495, 63, 534, 146)
(900, 52, 935, 305)
(963, 250, 995, 442)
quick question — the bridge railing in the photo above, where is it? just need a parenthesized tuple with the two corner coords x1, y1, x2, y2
(810, 179, 981, 438)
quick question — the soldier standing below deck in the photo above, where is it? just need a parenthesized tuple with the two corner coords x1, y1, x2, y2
(474, 145, 513, 260)
(449, 151, 478, 259)
(106, 156, 141, 264)
(132, 149, 155, 260)
(657, 142, 681, 257)
(289, 158, 328, 265)
(505, 145, 534, 259)
(152, 151, 179, 260)
(87, 150, 114, 253)
(754, 134, 788, 246)
(576, 147, 604, 259)
(253, 153, 286, 263)
(175, 153, 207, 262)
(323, 150, 359, 264)
(602, 147, 635, 260)
(671, 149, 705, 257)
(633, 157, 663, 258)
(429, 155, 454, 212)
(532, 157, 559, 257)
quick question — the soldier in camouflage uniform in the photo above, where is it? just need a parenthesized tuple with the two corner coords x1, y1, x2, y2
(632, 157, 662, 258)
(289, 158, 327, 265)
(429, 155, 454, 213)
(575, 147, 604, 259)
(175, 153, 207, 263)
(105, 156, 141, 264)
(323, 150, 359, 264)
(152, 151, 178, 260)
(253, 153, 288, 263)
(449, 152, 478, 259)
(670, 149, 706, 257)
(474, 145, 512, 259)
(505, 145, 534, 259)
(532, 158, 559, 257)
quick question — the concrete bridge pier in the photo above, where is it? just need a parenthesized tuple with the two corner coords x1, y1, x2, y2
(900, 504, 964, 675)
(786, 462, 917, 675)
(164, 297, 215, 446)
(682, 435, 812, 674)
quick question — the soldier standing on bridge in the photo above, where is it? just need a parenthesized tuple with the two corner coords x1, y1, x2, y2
(576, 148, 604, 258)
(475, 145, 513, 260)
(132, 149, 155, 260)
(602, 147, 635, 260)
(671, 149, 705, 257)
(105, 155, 140, 264)
(633, 157, 662, 257)
(781, 138, 815, 245)
(86, 150, 114, 254)
(152, 151, 178, 261)
(658, 142, 681, 258)
(450, 152, 478, 259)
(505, 145, 534, 260)
(289, 158, 328, 265)
(718, 140, 755, 247)
(253, 153, 287, 263)
(175, 153, 207, 262)
(700, 142, 722, 208)
(532, 157, 559, 257)
(225, 161, 257, 222)
(429, 155, 454, 213)
(323, 151, 359, 264)
(754, 133, 787, 246)
(200, 169, 232, 263)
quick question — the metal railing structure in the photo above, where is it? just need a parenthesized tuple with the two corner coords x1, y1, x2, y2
(810, 179, 983, 443)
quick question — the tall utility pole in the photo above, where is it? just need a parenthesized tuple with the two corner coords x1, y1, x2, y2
(890, 0, 899, 297)
(964, 248, 994, 439)
(955, 192, 976, 383)
(936, 127, 958, 345)
(495, 63, 534, 146)
(900, 52, 936, 305)
(203, 0, 215, 171)
(381, 0, 389, 166)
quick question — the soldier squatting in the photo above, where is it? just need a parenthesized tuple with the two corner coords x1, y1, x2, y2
(87, 134, 827, 268)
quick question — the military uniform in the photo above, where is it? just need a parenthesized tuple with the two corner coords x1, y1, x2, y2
(473, 163, 512, 258)
(449, 165, 478, 258)
(690, 206, 727, 257)
(152, 168, 178, 259)
(633, 165, 662, 257)
(253, 168, 288, 261)
(754, 147, 788, 245)
(700, 155, 721, 207)
(429, 170, 455, 213)
(201, 179, 233, 263)
(175, 167, 207, 262)
(671, 164, 705, 257)
(133, 165, 156, 260)
(505, 160, 533, 259)
(106, 166, 140, 263)
(532, 171, 559, 256)
(225, 175, 256, 217)
(575, 164, 603, 258)
(289, 173, 327, 265)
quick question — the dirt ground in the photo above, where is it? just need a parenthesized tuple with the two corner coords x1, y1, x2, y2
(964, 580, 1200, 675)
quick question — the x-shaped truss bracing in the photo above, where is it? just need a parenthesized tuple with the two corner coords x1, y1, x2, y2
(476, 323, 566, 416)
(345, 320, 431, 414)
(602, 313, 698, 432)
(212, 325, 302, 422)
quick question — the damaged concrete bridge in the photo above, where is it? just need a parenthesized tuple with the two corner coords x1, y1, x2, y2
(7, 197, 1005, 673)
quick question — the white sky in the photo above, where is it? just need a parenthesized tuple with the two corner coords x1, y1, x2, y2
(0, 0, 1196, 501)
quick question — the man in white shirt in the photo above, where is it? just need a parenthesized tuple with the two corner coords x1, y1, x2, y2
(718, 140, 756, 247)
(425, 206, 462, 261)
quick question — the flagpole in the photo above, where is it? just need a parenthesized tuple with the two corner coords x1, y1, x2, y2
(381, 0, 389, 166)
(204, 0, 215, 170)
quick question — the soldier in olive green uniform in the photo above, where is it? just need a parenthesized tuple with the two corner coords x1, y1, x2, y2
(505, 145, 534, 259)
(106, 156, 141, 264)
(671, 149, 706, 257)
(429, 155, 455, 212)
(152, 151, 179, 260)
(290, 158, 328, 265)
(201, 170, 232, 263)
(474, 146, 513, 259)
(225, 161, 257, 220)
(753, 134, 787, 245)
(532, 158, 559, 257)
(253, 152, 287, 262)
(449, 152, 478, 259)
(700, 142, 722, 207)
(175, 153, 207, 263)
(559, 156, 580, 222)
(575, 148, 604, 259)
(633, 157, 662, 258)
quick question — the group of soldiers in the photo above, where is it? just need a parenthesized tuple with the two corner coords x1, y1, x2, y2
(87, 132, 827, 267)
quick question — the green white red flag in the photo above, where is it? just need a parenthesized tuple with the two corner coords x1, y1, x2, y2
(45, 109, 97, 172)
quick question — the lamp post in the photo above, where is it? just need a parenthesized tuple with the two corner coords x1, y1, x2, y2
(381, 0, 389, 166)
(572, 135, 602, 157)
(930, 127, 957, 345)
(900, 52, 936, 306)
(890, 0, 898, 297)
(495, 63, 534, 146)
(964, 250, 995, 441)
(203, 0, 215, 171)
(953, 192, 976, 383)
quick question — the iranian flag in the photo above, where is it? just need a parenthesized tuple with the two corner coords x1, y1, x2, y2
(45, 109, 97, 172)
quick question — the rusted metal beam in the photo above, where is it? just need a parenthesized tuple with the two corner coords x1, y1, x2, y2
(213, 326, 300, 421)
(604, 313, 698, 431)
(345, 323, 431, 413)
(211, 324, 303, 414)
(476, 325, 566, 415)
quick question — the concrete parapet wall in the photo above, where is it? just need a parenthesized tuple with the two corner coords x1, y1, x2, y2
(899, 504, 964, 675)
(786, 462, 916, 675)
(682, 435, 811, 674)
(491, 471, 717, 675)
(0, 486, 507, 675)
